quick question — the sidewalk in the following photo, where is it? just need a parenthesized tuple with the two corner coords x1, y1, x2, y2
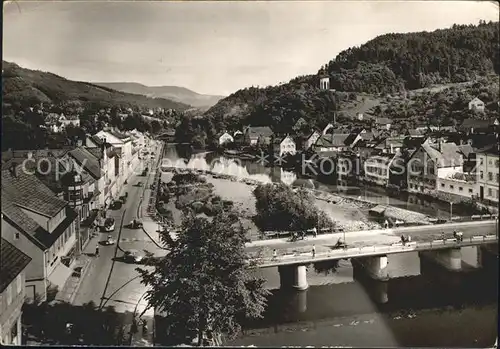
(55, 234, 100, 304)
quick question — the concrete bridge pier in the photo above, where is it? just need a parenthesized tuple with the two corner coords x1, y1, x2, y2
(419, 248, 462, 271)
(477, 244, 499, 270)
(278, 265, 309, 291)
(351, 255, 389, 281)
(372, 280, 389, 304)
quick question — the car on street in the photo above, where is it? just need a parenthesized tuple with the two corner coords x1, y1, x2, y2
(102, 218, 115, 232)
(137, 181, 144, 187)
(123, 249, 143, 263)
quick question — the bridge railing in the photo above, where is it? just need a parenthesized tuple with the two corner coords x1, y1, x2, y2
(249, 234, 498, 266)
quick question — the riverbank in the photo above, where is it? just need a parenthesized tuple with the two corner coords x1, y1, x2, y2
(228, 303, 497, 348)
(163, 167, 432, 232)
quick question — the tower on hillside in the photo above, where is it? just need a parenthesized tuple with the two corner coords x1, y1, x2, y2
(319, 65, 330, 90)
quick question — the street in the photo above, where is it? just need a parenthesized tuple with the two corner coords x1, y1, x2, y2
(72, 141, 164, 344)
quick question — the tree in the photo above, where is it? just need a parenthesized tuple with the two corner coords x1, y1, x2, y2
(253, 183, 335, 232)
(136, 211, 269, 346)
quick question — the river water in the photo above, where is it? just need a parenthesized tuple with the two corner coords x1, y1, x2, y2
(162, 144, 498, 348)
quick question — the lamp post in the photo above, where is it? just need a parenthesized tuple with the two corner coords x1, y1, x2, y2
(450, 202, 453, 221)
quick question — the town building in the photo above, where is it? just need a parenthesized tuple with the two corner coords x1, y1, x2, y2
(2, 166, 79, 301)
(58, 114, 81, 128)
(218, 132, 234, 146)
(273, 135, 297, 157)
(436, 172, 477, 201)
(458, 118, 499, 135)
(313, 133, 350, 153)
(244, 126, 273, 146)
(319, 77, 330, 90)
(292, 117, 308, 132)
(374, 117, 392, 131)
(468, 97, 485, 112)
(476, 145, 499, 204)
(304, 130, 321, 151)
(407, 142, 464, 196)
(0, 239, 31, 345)
(363, 154, 397, 187)
(68, 146, 109, 207)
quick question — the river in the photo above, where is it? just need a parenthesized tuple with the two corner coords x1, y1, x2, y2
(161, 144, 498, 348)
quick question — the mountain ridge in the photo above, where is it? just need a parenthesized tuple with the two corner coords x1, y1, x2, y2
(95, 82, 225, 108)
(1, 61, 191, 111)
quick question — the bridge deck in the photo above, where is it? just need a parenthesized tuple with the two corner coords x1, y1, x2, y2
(251, 235, 498, 268)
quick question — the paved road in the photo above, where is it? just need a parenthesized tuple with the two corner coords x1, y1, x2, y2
(245, 220, 498, 258)
(73, 141, 163, 345)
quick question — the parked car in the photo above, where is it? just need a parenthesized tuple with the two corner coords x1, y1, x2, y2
(123, 249, 143, 263)
(137, 181, 144, 187)
(102, 218, 115, 232)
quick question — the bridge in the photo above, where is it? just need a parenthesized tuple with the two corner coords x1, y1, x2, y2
(245, 220, 498, 291)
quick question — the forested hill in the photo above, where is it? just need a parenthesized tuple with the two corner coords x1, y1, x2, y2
(202, 21, 499, 133)
(2, 61, 191, 112)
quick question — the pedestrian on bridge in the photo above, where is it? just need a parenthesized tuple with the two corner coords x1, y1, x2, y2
(272, 249, 277, 260)
(312, 245, 316, 258)
(312, 227, 317, 238)
(95, 245, 99, 257)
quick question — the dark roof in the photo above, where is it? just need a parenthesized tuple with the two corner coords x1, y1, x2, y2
(476, 144, 499, 156)
(315, 133, 350, 148)
(68, 147, 103, 179)
(407, 129, 426, 137)
(247, 126, 273, 139)
(0, 238, 32, 292)
(459, 118, 498, 130)
(2, 167, 68, 218)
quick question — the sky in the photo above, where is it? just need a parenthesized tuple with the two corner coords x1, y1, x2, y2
(3, 1, 499, 96)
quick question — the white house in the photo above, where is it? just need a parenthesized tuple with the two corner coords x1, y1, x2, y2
(437, 172, 477, 201)
(468, 97, 485, 112)
(363, 154, 396, 187)
(476, 145, 499, 204)
(273, 135, 297, 157)
(218, 132, 234, 146)
(2, 166, 79, 301)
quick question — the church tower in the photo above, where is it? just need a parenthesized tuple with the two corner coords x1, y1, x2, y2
(319, 65, 330, 90)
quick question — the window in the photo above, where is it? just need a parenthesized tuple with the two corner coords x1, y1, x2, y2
(450, 185, 454, 190)
(480, 171, 484, 179)
(489, 159, 492, 165)
(488, 188, 492, 197)
(488, 172, 493, 181)
(496, 160, 499, 168)
(6, 284, 12, 305)
(480, 158, 484, 165)
(16, 274, 22, 294)
(14, 231, 20, 240)
(469, 188, 473, 193)
(441, 183, 445, 188)
(429, 166, 434, 175)
(459, 187, 463, 192)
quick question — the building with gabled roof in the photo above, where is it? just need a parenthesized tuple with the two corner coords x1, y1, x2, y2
(2, 166, 79, 301)
(245, 126, 273, 146)
(313, 133, 350, 153)
(0, 238, 31, 345)
(468, 97, 485, 112)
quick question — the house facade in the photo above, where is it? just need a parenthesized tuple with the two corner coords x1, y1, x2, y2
(313, 134, 350, 153)
(363, 154, 396, 187)
(468, 97, 485, 112)
(0, 239, 31, 345)
(245, 126, 273, 146)
(476, 146, 499, 204)
(407, 142, 463, 196)
(273, 135, 296, 156)
(437, 172, 477, 201)
(2, 167, 79, 301)
(218, 132, 234, 146)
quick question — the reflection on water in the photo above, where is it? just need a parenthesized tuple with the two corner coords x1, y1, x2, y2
(162, 144, 469, 218)
(162, 145, 497, 347)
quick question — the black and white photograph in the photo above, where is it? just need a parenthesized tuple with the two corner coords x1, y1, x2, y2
(1, 0, 499, 347)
